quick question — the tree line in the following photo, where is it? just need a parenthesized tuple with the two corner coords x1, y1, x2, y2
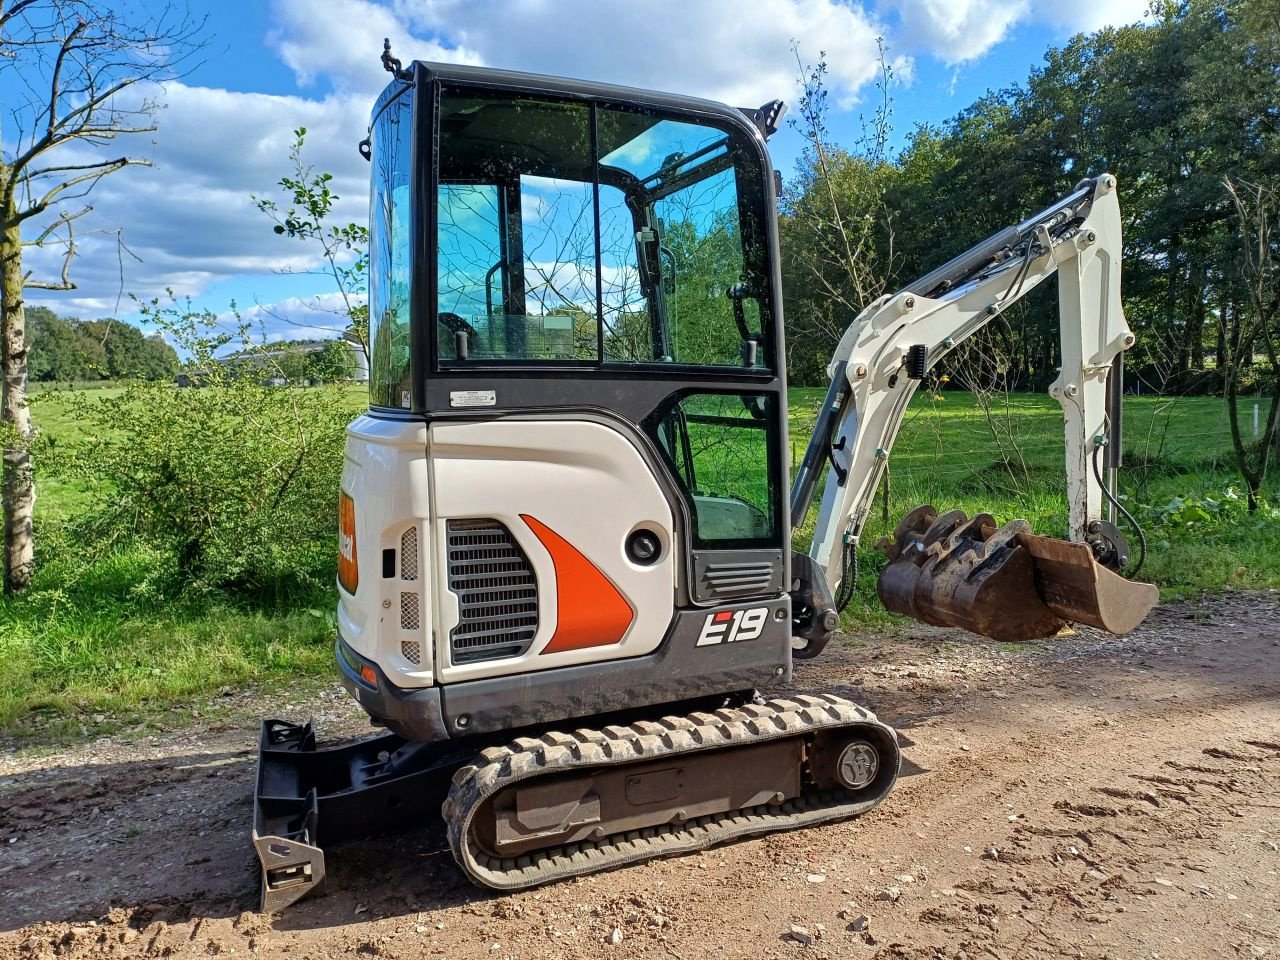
(780, 0, 1279, 398)
(25, 306, 179, 382)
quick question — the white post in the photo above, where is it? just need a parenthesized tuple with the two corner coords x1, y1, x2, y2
(1254, 402, 1260, 439)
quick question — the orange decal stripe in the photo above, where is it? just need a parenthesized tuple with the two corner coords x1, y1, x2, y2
(521, 515, 635, 654)
(338, 492, 359, 594)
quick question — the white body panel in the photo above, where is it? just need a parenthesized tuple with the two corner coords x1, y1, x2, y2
(429, 419, 676, 683)
(339, 414, 676, 689)
(340, 416, 434, 687)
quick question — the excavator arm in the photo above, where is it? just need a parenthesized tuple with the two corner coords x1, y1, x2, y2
(789, 174, 1158, 654)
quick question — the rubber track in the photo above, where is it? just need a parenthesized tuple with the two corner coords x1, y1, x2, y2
(443, 693, 901, 890)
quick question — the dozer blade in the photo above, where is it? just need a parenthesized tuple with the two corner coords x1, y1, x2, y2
(876, 505, 1157, 643)
(251, 718, 462, 912)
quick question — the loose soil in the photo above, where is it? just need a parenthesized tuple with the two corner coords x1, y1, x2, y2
(2, 592, 1278, 959)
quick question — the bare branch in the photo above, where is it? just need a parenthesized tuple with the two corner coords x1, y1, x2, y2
(21, 203, 92, 245)
(0, 0, 41, 31)
(46, 18, 91, 138)
(22, 213, 78, 290)
(9, 76, 154, 175)
(24, 157, 139, 181)
(12, 156, 147, 224)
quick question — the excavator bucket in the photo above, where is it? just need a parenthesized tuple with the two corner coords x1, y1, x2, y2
(1018, 533, 1158, 634)
(876, 505, 1157, 643)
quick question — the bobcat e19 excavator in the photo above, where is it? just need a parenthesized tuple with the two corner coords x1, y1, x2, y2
(251, 47, 1159, 911)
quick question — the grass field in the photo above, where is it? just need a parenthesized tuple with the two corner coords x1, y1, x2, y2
(786, 386, 1280, 629)
(1, 382, 1276, 734)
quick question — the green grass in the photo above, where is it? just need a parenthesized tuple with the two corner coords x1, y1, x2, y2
(786, 388, 1280, 628)
(0, 546, 338, 731)
(1, 384, 1276, 735)
(1, 384, 368, 734)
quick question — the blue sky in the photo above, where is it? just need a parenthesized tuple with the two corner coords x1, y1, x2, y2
(15, 0, 1150, 342)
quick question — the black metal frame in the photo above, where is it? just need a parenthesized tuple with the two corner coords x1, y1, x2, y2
(422, 81, 776, 373)
(368, 61, 787, 411)
(361, 60, 795, 589)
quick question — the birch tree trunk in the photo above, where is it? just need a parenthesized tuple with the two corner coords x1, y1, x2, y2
(1, 209, 35, 593)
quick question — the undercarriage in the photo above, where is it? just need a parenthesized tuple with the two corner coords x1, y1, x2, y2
(254, 695, 899, 911)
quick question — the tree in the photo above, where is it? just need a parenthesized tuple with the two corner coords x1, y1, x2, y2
(276, 349, 311, 384)
(80, 318, 177, 379)
(25, 308, 179, 381)
(0, 0, 203, 592)
(25, 306, 83, 380)
(307, 339, 356, 383)
(254, 128, 370, 363)
(779, 47, 898, 385)
(1222, 176, 1280, 510)
(137, 333, 180, 380)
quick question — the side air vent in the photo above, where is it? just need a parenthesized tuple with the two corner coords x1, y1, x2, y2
(446, 519, 539, 664)
(400, 640, 422, 665)
(400, 591, 421, 630)
(697, 557, 783, 599)
(400, 527, 419, 581)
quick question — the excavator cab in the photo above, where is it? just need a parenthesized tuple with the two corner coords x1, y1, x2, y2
(349, 61, 800, 720)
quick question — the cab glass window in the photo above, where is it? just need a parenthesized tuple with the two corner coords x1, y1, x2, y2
(647, 392, 779, 547)
(598, 113, 766, 367)
(368, 90, 413, 408)
(434, 88, 771, 370)
(437, 95, 597, 362)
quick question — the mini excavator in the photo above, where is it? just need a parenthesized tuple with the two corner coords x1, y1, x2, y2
(252, 49, 1158, 911)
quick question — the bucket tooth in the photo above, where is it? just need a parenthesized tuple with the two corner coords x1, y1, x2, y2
(877, 506, 1064, 642)
(876, 506, 969, 627)
(876, 505, 1157, 643)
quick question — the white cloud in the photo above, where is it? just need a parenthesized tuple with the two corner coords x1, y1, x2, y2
(29, 0, 886, 318)
(21, 0, 1153, 321)
(223, 292, 361, 343)
(24, 81, 371, 316)
(269, 0, 481, 95)
(268, 0, 893, 109)
(883, 0, 1152, 65)
(887, 0, 1027, 66)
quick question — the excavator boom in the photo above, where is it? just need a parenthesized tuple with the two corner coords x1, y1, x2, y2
(790, 175, 1157, 649)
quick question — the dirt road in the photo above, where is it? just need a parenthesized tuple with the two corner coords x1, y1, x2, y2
(2, 592, 1278, 959)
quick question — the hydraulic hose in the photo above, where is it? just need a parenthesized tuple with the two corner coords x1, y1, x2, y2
(1091, 440, 1147, 577)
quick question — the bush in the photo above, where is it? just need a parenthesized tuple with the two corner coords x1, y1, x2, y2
(42, 299, 351, 597)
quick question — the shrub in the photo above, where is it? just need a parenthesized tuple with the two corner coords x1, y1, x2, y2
(42, 298, 351, 597)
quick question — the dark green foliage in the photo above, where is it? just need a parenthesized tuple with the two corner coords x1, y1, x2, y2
(781, 0, 1280, 391)
(307, 339, 357, 382)
(26, 306, 179, 382)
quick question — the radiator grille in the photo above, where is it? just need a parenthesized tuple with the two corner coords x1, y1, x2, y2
(400, 527, 418, 581)
(399, 591, 421, 630)
(446, 519, 538, 664)
(400, 640, 421, 665)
